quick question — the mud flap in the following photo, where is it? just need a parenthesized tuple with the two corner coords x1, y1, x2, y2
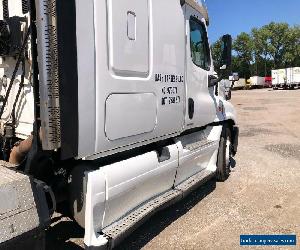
(0, 163, 51, 250)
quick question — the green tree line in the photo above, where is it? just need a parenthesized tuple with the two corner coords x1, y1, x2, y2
(212, 22, 300, 78)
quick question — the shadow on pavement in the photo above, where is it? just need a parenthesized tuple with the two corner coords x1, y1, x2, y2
(116, 179, 216, 250)
(46, 219, 85, 250)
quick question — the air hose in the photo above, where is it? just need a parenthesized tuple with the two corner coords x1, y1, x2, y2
(11, 58, 26, 126)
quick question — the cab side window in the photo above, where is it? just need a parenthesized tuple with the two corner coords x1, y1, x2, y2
(190, 18, 210, 70)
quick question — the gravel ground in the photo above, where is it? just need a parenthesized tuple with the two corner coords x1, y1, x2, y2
(46, 88, 300, 250)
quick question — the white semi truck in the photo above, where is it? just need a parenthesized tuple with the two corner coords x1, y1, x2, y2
(0, 0, 239, 249)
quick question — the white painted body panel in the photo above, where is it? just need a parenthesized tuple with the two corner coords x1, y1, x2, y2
(76, 0, 96, 156)
(174, 126, 220, 186)
(103, 144, 179, 228)
(108, 0, 150, 77)
(105, 93, 157, 140)
(84, 143, 179, 243)
(84, 169, 107, 247)
(81, 0, 186, 159)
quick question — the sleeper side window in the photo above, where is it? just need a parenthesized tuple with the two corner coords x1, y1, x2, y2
(189, 17, 211, 71)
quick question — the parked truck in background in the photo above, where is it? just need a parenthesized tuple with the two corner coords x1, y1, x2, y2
(233, 78, 246, 90)
(0, 0, 239, 249)
(249, 76, 265, 88)
(286, 67, 300, 89)
(272, 69, 286, 89)
(272, 68, 300, 90)
(264, 76, 272, 88)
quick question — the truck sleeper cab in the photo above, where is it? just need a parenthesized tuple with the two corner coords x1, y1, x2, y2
(0, 0, 239, 249)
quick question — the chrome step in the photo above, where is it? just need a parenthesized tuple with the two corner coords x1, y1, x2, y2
(176, 169, 215, 198)
(101, 169, 214, 249)
(183, 139, 215, 151)
(102, 189, 182, 249)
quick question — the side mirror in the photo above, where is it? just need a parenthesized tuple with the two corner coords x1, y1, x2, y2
(228, 73, 239, 96)
(220, 34, 232, 71)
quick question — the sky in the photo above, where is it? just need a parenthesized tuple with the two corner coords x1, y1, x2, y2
(206, 0, 300, 43)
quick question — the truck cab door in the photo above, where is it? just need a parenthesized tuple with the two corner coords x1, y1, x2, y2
(184, 5, 216, 130)
(172, 4, 219, 185)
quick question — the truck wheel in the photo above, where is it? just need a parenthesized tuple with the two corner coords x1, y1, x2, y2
(216, 125, 231, 181)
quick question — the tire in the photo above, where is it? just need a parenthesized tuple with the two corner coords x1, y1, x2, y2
(216, 125, 231, 181)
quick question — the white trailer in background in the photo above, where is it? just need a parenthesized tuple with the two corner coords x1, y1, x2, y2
(272, 69, 287, 89)
(286, 67, 300, 88)
(233, 78, 246, 90)
(250, 76, 265, 88)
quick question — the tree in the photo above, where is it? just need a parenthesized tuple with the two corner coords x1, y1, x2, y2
(265, 22, 290, 68)
(211, 22, 300, 78)
(252, 27, 270, 76)
(283, 25, 300, 67)
(233, 32, 254, 78)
